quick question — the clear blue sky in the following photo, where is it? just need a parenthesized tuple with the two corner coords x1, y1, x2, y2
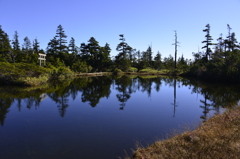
(1, 0, 240, 60)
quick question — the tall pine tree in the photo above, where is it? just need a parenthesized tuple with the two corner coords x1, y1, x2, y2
(68, 37, 78, 55)
(10, 31, 20, 63)
(202, 24, 213, 61)
(22, 36, 32, 54)
(56, 25, 68, 53)
(33, 38, 40, 53)
(115, 34, 132, 71)
(154, 51, 162, 70)
(47, 36, 58, 54)
(0, 25, 11, 61)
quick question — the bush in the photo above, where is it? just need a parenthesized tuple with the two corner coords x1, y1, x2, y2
(113, 68, 123, 75)
(139, 68, 157, 73)
(126, 67, 138, 72)
(18, 75, 49, 86)
(0, 62, 64, 86)
(71, 61, 92, 73)
(0, 62, 48, 85)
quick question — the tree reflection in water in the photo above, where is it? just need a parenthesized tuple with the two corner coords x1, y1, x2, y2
(80, 76, 112, 107)
(172, 78, 178, 117)
(0, 76, 240, 124)
(0, 98, 13, 126)
(115, 76, 132, 110)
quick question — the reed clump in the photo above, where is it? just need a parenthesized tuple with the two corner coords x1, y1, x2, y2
(130, 107, 240, 159)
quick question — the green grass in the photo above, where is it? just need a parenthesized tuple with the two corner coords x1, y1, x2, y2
(18, 75, 49, 86)
(138, 68, 169, 74)
(128, 106, 240, 159)
(0, 62, 75, 86)
(126, 67, 138, 72)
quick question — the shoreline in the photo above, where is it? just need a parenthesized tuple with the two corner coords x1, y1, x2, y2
(0, 71, 178, 87)
(129, 106, 240, 159)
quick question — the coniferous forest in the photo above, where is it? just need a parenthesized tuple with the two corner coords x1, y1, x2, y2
(0, 24, 240, 85)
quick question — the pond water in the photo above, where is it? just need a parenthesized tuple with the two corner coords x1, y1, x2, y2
(0, 75, 239, 159)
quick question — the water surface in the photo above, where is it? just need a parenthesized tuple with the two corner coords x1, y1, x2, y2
(0, 76, 239, 159)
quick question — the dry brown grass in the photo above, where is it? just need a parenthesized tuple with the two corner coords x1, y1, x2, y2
(130, 107, 240, 159)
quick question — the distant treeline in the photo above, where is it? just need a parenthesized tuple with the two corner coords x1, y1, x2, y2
(0, 24, 240, 82)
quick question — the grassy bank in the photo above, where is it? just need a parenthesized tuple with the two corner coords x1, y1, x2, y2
(0, 62, 75, 86)
(129, 106, 240, 159)
(113, 68, 183, 76)
(74, 72, 113, 76)
(0, 62, 182, 86)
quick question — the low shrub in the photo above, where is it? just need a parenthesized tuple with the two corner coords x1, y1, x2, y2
(0, 62, 73, 86)
(126, 67, 138, 72)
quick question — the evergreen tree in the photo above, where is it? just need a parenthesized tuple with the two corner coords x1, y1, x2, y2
(79, 37, 110, 71)
(141, 51, 148, 68)
(71, 60, 92, 73)
(177, 54, 189, 71)
(12, 31, 20, 51)
(46, 36, 58, 54)
(130, 49, 138, 67)
(217, 33, 224, 54)
(116, 34, 132, 60)
(22, 36, 32, 54)
(226, 24, 232, 52)
(68, 37, 78, 55)
(223, 25, 238, 57)
(229, 32, 238, 51)
(56, 25, 68, 52)
(79, 42, 89, 62)
(163, 54, 174, 69)
(32, 38, 40, 53)
(10, 31, 20, 63)
(68, 37, 79, 65)
(202, 24, 213, 61)
(29, 38, 40, 64)
(87, 37, 100, 65)
(46, 36, 58, 65)
(80, 37, 101, 70)
(19, 36, 33, 63)
(0, 25, 11, 61)
(146, 46, 152, 67)
(98, 43, 111, 71)
(154, 51, 162, 70)
(132, 50, 142, 70)
(115, 34, 132, 71)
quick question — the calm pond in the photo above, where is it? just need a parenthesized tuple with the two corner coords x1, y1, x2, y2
(0, 75, 239, 159)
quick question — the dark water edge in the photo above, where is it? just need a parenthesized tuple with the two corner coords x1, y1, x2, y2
(0, 75, 239, 159)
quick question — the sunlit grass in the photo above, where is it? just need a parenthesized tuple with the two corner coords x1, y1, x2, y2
(18, 75, 49, 86)
(0, 62, 76, 86)
(138, 68, 169, 74)
(126, 67, 138, 72)
(129, 106, 240, 159)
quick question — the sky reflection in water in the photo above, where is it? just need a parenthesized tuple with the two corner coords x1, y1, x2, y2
(0, 76, 239, 159)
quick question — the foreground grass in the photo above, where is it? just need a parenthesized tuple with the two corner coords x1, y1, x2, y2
(129, 107, 240, 159)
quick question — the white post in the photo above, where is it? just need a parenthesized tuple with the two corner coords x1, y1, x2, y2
(38, 53, 46, 66)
